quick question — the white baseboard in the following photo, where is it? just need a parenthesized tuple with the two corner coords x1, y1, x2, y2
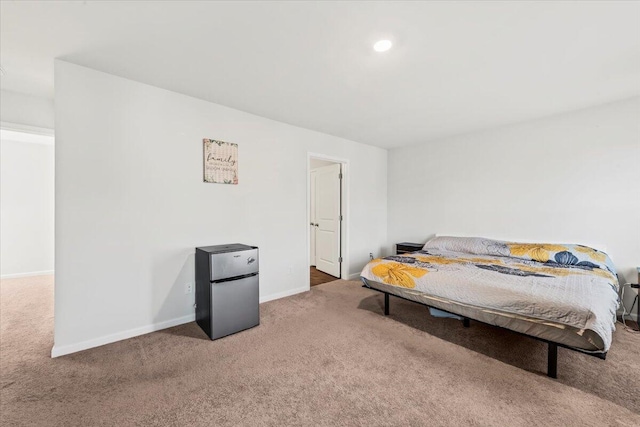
(51, 287, 310, 358)
(348, 273, 362, 281)
(1, 270, 54, 279)
(51, 313, 195, 358)
(260, 286, 308, 303)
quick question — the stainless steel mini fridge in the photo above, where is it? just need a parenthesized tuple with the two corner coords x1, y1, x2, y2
(195, 244, 259, 340)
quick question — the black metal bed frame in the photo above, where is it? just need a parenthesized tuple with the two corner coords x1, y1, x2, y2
(361, 279, 607, 378)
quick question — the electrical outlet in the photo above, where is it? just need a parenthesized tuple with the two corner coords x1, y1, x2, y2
(185, 283, 193, 294)
(369, 252, 374, 260)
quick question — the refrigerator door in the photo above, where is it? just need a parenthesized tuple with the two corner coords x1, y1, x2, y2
(210, 248, 259, 281)
(211, 274, 260, 339)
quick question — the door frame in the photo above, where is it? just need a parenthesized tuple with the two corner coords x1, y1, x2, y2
(306, 152, 349, 290)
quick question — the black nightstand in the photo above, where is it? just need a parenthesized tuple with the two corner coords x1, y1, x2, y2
(396, 242, 424, 255)
(635, 267, 640, 330)
(621, 268, 640, 332)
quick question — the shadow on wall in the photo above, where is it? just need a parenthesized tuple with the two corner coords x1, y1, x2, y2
(152, 250, 196, 328)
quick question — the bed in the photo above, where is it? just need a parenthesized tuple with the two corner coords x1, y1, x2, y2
(360, 236, 620, 378)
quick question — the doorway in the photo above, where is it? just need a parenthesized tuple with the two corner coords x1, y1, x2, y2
(0, 124, 56, 359)
(308, 154, 346, 287)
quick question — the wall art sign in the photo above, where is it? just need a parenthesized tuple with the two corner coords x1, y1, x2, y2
(203, 139, 238, 184)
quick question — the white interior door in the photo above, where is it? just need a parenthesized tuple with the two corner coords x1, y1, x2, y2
(314, 163, 341, 277)
(310, 170, 316, 266)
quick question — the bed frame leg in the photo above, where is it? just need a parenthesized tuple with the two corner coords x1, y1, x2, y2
(548, 342, 558, 379)
(384, 293, 389, 316)
(463, 318, 470, 328)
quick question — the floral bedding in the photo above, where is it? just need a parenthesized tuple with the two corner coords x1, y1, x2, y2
(360, 236, 619, 351)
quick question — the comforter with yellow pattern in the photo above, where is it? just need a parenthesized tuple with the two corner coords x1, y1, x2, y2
(360, 236, 619, 351)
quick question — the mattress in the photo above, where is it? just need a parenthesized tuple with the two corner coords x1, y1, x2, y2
(360, 236, 620, 352)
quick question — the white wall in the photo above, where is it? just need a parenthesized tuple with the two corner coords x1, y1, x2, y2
(1, 90, 55, 129)
(388, 97, 640, 318)
(0, 138, 55, 277)
(54, 61, 387, 356)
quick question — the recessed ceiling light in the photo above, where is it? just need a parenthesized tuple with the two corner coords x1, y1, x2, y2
(373, 40, 393, 52)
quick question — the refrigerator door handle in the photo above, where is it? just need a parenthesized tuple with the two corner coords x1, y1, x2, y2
(211, 272, 259, 284)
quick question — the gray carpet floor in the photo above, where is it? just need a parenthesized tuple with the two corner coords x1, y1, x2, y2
(1, 275, 639, 426)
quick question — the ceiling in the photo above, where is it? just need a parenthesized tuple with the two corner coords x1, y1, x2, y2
(1, 1, 638, 148)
